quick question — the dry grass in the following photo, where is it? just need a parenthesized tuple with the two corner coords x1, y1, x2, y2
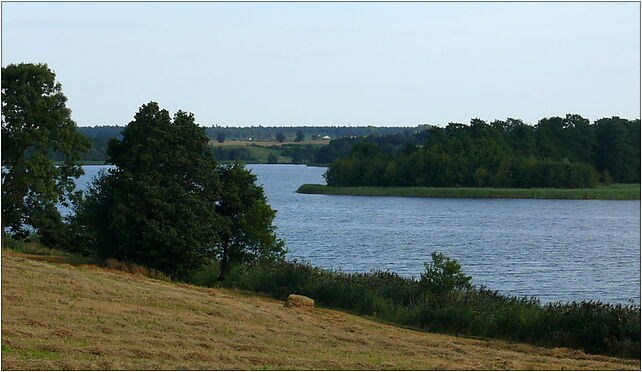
(210, 140, 330, 147)
(2, 252, 639, 370)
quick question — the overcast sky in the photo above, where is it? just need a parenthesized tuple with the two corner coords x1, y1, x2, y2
(2, 2, 640, 127)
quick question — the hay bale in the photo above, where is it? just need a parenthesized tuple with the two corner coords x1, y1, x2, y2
(284, 294, 314, 308)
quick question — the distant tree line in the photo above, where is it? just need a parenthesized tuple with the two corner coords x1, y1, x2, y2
(325, 116, 640, 188)
(60, 125, 421, 164)
(211, 146, 258, 162)
(312, 131, 430, 164)
(73, 124, 416, 143)
(205, 125, 416, 141)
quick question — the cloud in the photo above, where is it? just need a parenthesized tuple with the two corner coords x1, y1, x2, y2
(308, 24, 362, 33)
(414, 80, 428, 88)
(6, 17, 150, 31)
(318, 24, 340, 31)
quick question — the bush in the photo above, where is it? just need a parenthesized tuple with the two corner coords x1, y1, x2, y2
(2, 234, 70, 256)
(419, 251, 471, 295)
(104, 258, 171, 281)
(197, 253, 640, 359)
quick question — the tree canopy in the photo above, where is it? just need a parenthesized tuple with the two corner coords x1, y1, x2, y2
(324, 115, 640, 189)
(214, 163, 285, 280)
(73, 102, 283, 278)
(1, 63, 90, 245)
(73, 103, 220, 275)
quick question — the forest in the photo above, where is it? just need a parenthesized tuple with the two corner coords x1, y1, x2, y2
(69, 116, 641, 188)
(324, 116, 640, 188)
(66, 125, 420, 163)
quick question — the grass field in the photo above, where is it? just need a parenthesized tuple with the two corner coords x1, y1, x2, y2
(297, 183, 641, 200)
(212, 144, 292, 163)
(54, 160, 107, 166)
(2, 252, 639, 370)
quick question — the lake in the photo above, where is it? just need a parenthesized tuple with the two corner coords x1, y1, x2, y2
(75, 164, 640, 304)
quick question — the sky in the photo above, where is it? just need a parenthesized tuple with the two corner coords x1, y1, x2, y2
(2, 2, 640, 127)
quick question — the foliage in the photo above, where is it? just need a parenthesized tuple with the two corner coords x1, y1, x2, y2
(1, 63, 90, 247)
(203, 125, 415, 142)
(324, 116, 640, 189)
(104, 258, 171, 281)
(209, 254, 640, 359)
(213, 163, 285, 280)
(58, 116, 639, 173)
(267, 153, 278, 164)
(71, 102, 222, 277)
(72, 102, 284, 280)
(294, 130, 305, 142)
(2, 233, 65, 256)
(420, 252, 471, 295)
(276, 132, 286, 142)
(296, 183, 640, 200)
(216, 132, 226, 143)
(211, 146, 259, 162)
(67, 125, 419, 164)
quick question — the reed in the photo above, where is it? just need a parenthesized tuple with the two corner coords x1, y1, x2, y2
(204, 259, 640, 359)
(296, 183, 640, 200)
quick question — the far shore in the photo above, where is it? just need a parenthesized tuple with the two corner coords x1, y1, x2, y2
(296, 183, 641, 200)
(63, 161, 328, 166)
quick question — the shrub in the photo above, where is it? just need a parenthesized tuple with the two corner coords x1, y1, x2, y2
(419, 251, 471, 296)
(104, 258, 171, 281)
(200, 253, 640, 359)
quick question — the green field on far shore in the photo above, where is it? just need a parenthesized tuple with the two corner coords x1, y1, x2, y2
(53, 160, 107, 166)
(297, 183, 641, 200)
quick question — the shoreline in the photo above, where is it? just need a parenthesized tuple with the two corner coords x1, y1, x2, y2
(296, 184, 641, 200)
(3, 252, 638, 369)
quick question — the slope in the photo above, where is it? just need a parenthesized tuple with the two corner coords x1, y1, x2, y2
(1, 252, 638, 370)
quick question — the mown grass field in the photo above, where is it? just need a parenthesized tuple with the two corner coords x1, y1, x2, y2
(54, 160, 107, 166)
(212, 144, 292, 163)
(2, 252, 639, 370)
(297, 183, 641, 200)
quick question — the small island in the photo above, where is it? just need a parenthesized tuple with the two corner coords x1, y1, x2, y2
(298, 117, 640, 200)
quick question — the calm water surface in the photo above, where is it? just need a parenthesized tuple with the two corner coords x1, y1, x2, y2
(77, 164, 641, 304)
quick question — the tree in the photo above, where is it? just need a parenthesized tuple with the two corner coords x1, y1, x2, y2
(276, 132, 286, 142)
(216, 132, 226, 143)
(1, 63, 90, 244)
(420, 252, 471, 296)
(267, 152, 278, 164)
(73, 102, 222, 277)
(214, 163, 285, 281)
(295, 130, 305, 142)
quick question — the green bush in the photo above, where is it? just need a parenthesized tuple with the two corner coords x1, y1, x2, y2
(419, 251, 471, 295)
(2, 234, 69, 256)
(194, 252, 640, 359)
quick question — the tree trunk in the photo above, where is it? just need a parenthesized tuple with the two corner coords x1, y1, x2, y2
(217, 246, 228, 282)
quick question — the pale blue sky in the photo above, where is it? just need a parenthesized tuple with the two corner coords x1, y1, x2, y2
(2, 2, 640, 127)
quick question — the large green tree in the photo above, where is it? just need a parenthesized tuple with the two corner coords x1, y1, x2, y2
(74, 103, 221, 276)
(214, 163, 285, 281)
(73, 102, 283, 278)
(2, 63, 90, 243)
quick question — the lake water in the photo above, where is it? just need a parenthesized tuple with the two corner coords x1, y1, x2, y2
(75, 164, 640, 304)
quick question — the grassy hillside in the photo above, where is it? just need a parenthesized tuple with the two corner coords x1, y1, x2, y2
(2, 252, 639, 370)
(297, 183, 641, 200)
